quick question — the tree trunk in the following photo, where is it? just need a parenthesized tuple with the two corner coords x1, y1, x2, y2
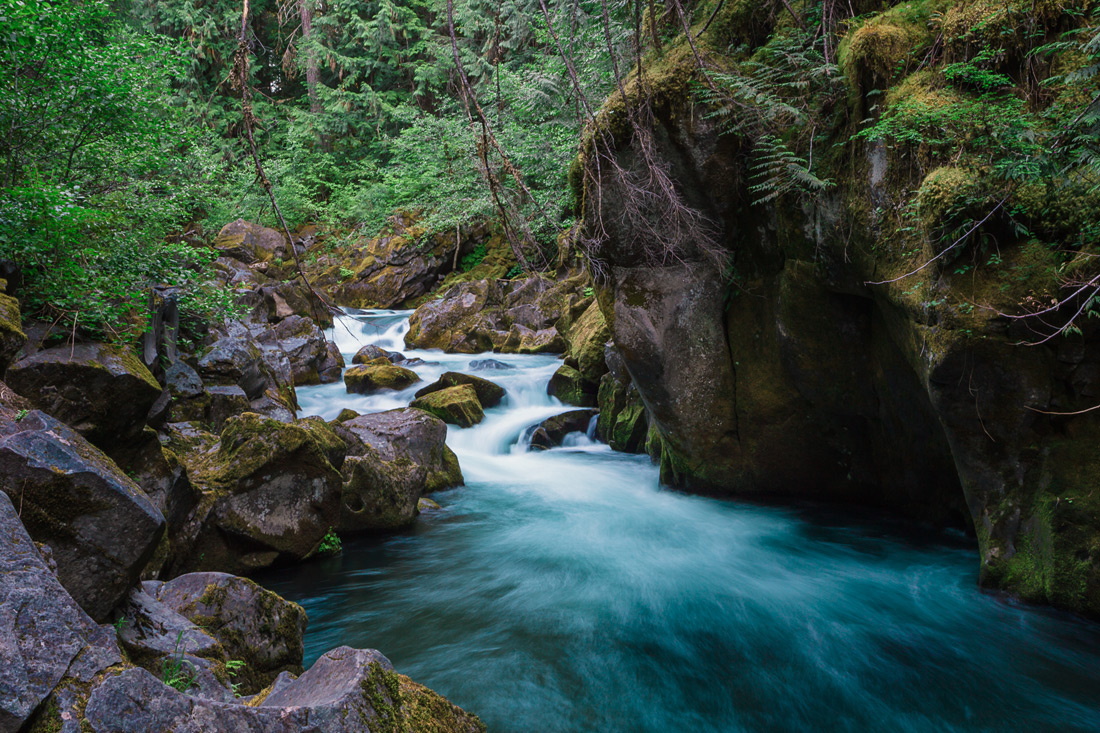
(299, 0, 327, 149)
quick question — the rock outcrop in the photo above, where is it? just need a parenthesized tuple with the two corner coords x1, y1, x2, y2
(577, 2, 1100, 617)
(404, 275, 588, 354)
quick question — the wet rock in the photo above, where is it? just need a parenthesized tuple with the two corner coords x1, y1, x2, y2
(318, 340, 344, 384)
(273, 315, 333, 386)
(528, 409, 598, 450)
(547, 364, 598, 407)
(334, 408, 462, 493)
(0, 491, 122, 731)
(344, 361, 420, 393)
(168, 413, 344, 575)
(415, 372, 506, 408)
(596, 373, 649, 454)
(352, 344, 402, 364)
(197, 334, 276, 402)
(154, 572, 307, 695)
(7, 342, 163, 448)
(566, 301, 611, 382)
(340, 449, 426, 531)
(469, 358, 514, 371)
(411, 384, 484, 428)
(417, 497, 441, 512)
(0, 409, 165, 620)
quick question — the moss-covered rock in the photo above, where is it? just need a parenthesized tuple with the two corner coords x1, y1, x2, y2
(411, 384, 484, 428)
(414, 372, 506, 408)
(214, 219, 289, 264)
(344, 361, 421, 393)
(7, 342, 162, 450)
(566, 302, 611, 382)
(0, 291, 27, 375)
(168, 413, 344, 575)
(547, 364, 598, 407)
(154, 571, 308, 695)
(527, 409, 598, 450)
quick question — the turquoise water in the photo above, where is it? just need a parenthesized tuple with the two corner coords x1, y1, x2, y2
(262, 310, 1100, 732)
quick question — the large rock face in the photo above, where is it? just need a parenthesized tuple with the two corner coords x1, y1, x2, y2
(0, 290, 27, 375)
(578, 10, 1100, 617)
(0, 409, 165, 620)
(0, 491, 122, 731)
(7, 343, 162, 449)
(167, 413, 344, 575)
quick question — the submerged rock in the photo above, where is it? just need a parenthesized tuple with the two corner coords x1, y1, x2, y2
(415, 371, 506, 408)
(411, 384, 484, 428)
(469, 358, 514, 371)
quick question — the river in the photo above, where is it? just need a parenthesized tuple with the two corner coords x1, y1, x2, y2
(262, 308, 1100, 733)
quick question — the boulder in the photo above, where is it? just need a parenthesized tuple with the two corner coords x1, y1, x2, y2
(352, 344, 402, 364)
(334, 408, 463, 493)
(214, 219, 288, 264)
(0, 491, 123, 731)
(415, 372, 506, 408)
(340, 449, 426, 531)
(71, 646, 484, 732)
(116, 586, 235, 703)
(7, 342, 162, 448)
(547, 364, 598, 407)
(344, 361, 420, 393)
(166, 361, 204, 400)
(411, 384, 484, 428)
(596, 373, 649, 454)
(566, 301, 611, 382)
(0, 291, 26, 375)
(154, 572, 307, 695)
(168, 413, 344, 575)
(274, 315, 331, 386)
(0, 409, 165, 620)
(527, 409, 598, 450)
(318, 340, 344, 384)
(502, 324, 568, 354)
(469, 359, 514, 371)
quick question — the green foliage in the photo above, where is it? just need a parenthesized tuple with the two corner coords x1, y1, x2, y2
(0, 0, 237, 340)
(318, 528, 342, 556)
(225, 659, 247, 697)
(459, 243, 488, 272)
(699, 31, 843, 204)
(13, 409, 28, 422)
(161, 630, 198, 692)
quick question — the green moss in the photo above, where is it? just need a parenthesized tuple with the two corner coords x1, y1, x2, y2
(839, 0, 946, 87)
(360, 662, 403, 733)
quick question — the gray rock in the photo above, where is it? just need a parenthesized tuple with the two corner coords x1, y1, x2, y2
(155, 572, 307, 696)
(334, 408, 463, 492)
(6, 342, 163, 449)
(0, 410, 165, 620)
(0, 491, 120, 732)
(528, 409, 598, 450)
(166, 362, 204, 400)
(469, 358, 514, 371)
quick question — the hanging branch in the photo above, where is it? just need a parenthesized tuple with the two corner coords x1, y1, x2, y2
(233, 0, 336, 321)
(446, 0, 557, 272)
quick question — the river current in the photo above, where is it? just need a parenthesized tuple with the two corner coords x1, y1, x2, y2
(263, 309, 1100, 733)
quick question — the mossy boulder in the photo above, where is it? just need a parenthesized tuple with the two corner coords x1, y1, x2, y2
(154, 571, 307, 695)
(344, 361, 421, 393)
(547, 364, 598, 407)
(415, 372, 506, 408)
(214, 219, 288, 264)
(566, 302, 611, 382)
(352, 344, 403, 364)
(0, 291, 26, 376)
(7, 342, 162, 450)
(596, 373, 649, 454)
(168, 413, 345, 575)
(340, 448, 426, 531)
(410, 384, 484, 428)
(0, 409, 165, 620)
